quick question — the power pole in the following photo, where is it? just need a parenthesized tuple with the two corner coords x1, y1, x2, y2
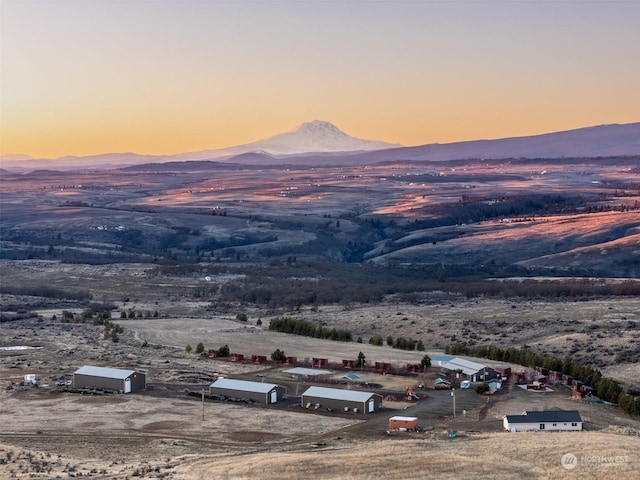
(201, 389, 205, 421)
(451, 389, 456, 419)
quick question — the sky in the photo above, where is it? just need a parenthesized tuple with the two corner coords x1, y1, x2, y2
(1, 0, 639, 159)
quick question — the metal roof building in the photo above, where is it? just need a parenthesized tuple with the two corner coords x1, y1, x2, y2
(282, 367, 332, 377)
(73, 366, 146, 393)
(441, 357, 497, 382)
(209, 378, 286, 404)
(301, 386, 383, 414)
(389, 416, 419, 430)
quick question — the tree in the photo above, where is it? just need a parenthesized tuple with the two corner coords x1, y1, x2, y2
(236, 313, 248, 322)
(356, 336, 363, 344)
(386, 336, 394, 346)
(195, 342, 205, 354)
(185, 344, 193, 354)
(256, 319, 262, 326)
(217, 344, 229, 357)
(271, 348, 286, 362)
(357, 351, 366, 368)
(475, 383, 490, 394)
(420, 354, 431, 369)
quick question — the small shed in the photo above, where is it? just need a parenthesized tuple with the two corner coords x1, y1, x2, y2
(210, 378, 285, 404)
(389, 416, 419, 430)
(374, 362, 392, 373)
(284, 356, 297, 365)
(301, 386, 383, 414)
(312, 358, 329, 368)
(73, 366, 146, 393)
(406, 363, 421, 374)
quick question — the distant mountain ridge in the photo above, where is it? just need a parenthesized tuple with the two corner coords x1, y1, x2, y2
(372, 122, 640, 162)
(1, 121, 639, 172)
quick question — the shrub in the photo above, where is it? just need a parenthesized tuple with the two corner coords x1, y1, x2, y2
(475, 383, 490, 394)
(271, 348, 286, 361)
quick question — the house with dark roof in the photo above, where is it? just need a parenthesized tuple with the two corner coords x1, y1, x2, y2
(73, 366, 146, 393)
(503, 409, 583, 432)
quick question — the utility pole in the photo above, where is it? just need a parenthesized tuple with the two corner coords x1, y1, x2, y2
(201, 389, 205, 421)
(451, 389, 456, 419)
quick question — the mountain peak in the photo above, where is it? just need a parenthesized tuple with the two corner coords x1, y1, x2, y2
(247, 120, 399, 155)
(290, 120, 348, 137)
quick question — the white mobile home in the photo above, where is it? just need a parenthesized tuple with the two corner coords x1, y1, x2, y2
(504, 409, 583, 432)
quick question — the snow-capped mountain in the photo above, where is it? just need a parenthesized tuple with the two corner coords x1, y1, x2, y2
(254, 120, 401, 154)
(171, 120, 401, 160)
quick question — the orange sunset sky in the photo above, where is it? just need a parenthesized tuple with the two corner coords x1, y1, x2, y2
(1, 0, 639, 159)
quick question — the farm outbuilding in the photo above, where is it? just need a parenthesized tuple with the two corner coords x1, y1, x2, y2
(209, 378, 285, 404)
(441, 357, 497, 382)
(389, 416, 419, 430)
(503, 409, 583, 432)
(73, 366, 146, 393)
(301, 386, 383, 414)
(312, 358, 329, 368)
(282, 367, 332, 378)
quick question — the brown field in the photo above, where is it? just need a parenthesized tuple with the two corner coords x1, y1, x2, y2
(1, 291, 640, 479)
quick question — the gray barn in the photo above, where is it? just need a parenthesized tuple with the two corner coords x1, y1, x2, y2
(209, 378, 286, 404)
(73, 366, 146, 393)
(301, 386, 383, 414)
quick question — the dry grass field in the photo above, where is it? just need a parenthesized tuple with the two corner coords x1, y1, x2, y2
(1, 298, 639, 479)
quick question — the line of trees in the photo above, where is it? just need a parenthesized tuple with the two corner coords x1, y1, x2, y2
(446, 342, 640, 418)
(216, 264, 640, 309)
(388, 336, 425, 351)
(0, 285, 93, 301)
(268, 317, 353, 342)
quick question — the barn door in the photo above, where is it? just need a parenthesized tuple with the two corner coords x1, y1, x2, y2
(368, 399, 374, 413)
(124, 378, 132, 393)
(270, 390, 277, 403)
